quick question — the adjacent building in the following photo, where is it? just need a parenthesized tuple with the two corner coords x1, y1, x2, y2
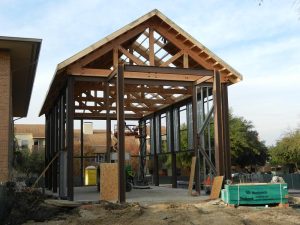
(14, 124, 45, 152)
(0, 36, 41, 182)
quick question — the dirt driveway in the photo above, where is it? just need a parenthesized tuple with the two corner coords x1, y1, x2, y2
(24, 200, 300, 225)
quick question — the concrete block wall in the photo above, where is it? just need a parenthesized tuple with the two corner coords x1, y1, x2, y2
(0, 50, 11, 183)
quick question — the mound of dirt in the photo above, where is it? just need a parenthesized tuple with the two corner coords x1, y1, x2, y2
(24, 200, 300, 225)
(3, 189, 75, 225)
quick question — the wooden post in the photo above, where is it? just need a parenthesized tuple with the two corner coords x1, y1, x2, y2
(213, 71, 224, 176)
(183, 53, 189, 68)
(66, 77, 74, 201)
(149, 27, 155, 66)
(222, 83, 231, 180)
(117, 65, 125, 203)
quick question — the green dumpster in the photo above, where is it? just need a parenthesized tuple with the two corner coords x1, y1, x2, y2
(221, 183, 288, 205)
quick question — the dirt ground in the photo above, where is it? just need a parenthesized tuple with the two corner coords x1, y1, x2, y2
(22, 199, 300, 225)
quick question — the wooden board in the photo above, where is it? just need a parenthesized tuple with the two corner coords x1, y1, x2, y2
(209, 176, 224, 200)
(188, 156, 196, 195)
(100, 163, 119, 201)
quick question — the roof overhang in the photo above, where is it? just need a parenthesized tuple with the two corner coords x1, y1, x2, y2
(0, 36, 42, 117)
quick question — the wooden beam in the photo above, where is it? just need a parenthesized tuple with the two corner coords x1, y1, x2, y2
(183, 52, 189, 68)
(113, 47, 118, 68)
(149, 27, 155, 66)
(154, 26, 213, 70)
(124, 64, 214, 76)
(69, 23, 149, 68)
(160, 50, 184, 67)
(124, 71, 202, 82)
(68, 68, 112, 76)
(222, 83, 231, 180)
(119, 46, 145, 65)
(213, 70, 225, 176)
(194, 76, 213, 85)
(131, 41, 161, 65)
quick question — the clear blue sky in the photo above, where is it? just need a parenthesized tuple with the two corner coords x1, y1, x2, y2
(1, 0, 299, 146)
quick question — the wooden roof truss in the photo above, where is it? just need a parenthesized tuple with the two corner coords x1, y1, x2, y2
(40, 10, 242, 118)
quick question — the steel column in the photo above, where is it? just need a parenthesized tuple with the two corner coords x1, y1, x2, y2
(59, 93, 67, 199)
(169, 108, 177, 188)
(153, 114, 160, 186)
(66, 77, 74, 201)
(48, 110, 53, 190)
(105, 82, 111, 162)
(192, 85, 200, 193)
(53, 104, 58, 193)
(117, 65, 126, 203)
(45, 115, 49, 188)
(80, 119, 84, 186)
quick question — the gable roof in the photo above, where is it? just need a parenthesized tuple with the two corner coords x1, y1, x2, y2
(40, 9, 242, 116)
(15, 124, 45, 138)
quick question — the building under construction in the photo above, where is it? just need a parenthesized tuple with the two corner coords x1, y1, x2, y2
(40, 9, 242, 202)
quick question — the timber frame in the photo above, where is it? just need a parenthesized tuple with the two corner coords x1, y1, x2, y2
(40, 9, 242, 202)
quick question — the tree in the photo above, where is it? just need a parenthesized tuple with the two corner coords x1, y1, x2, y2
(14, 149, 45, 177)
(269, 128, 300, 172)
(229, 113, 268, 169)
(163, 113, 267, 170)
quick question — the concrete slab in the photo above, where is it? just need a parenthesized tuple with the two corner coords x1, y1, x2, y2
(73, 185, 209, 204)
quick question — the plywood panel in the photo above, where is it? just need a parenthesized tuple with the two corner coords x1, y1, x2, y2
(210, 176, 224, 200)
(100, 163, 119, 201)
(188, 156, 196, 195)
